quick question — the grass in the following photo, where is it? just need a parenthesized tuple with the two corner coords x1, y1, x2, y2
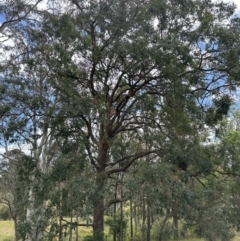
(233, 236, 240, 241)
(0, 220, 14, 241)
(173, 239, 204, 241)
(0, 220, 94, 241)
(166, 235, 240, 241)
(0, 220, 240, 241)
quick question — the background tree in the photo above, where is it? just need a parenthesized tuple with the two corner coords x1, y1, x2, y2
(0, 149, 30, 241)
(0, 49, 61, 240)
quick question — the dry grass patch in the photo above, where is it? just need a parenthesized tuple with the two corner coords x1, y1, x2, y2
(0, 220, 14, 241)
(177, 235, 240, 241)
(1, 220, 240, 241)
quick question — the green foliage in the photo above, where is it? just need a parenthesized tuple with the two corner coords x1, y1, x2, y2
(83, 231, 105, 241)
(105, 215, 127, 236)
(206, 94, 233, 126)
(1, 0, 240, 240)
(0, 206, 10, 220)
(151, 221, 175, 240)
(83, 235, 94, 241)
(17, 220, 29, 241)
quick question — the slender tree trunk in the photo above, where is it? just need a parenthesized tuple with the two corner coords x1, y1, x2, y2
(173, 214, 179, 240)
(58, 182, 63, 241)
(69, 212, 73, 241)
(119, 173, 124, 241)
(120, 191, 123, 241)
(113, 182, 118, 241)
(134, 201, 138, 236)
(25, 130, 53, 241)
(146, 203, 151, 241)
(76, 213, 79, 241)
(59, 215, 63, 241)
(130, 197, 133, 241)
(13, 216, 18, 241)
(142, 197, 146, 241)
(158, 208, 170, 241)
(172, 201, 179, 240)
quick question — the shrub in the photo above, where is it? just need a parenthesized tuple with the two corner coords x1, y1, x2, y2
(83, 235, 94, 241)
(0, 206, 10, 220)
(83, 231, 104, 241)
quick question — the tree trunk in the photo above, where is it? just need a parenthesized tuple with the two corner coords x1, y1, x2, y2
(172, 201, 179, 240)
(134, 201, 138, 236)
(93, 199, 104, 234)
(59, 215, 63, 241)
(120, 197, 123, 241)
(93, 170, 105, 241)
(69, 212, 73, 241)
(13, 216, 18, 241)
(119, 174, 124, 241)
(130, 197, 133, 241)
(158, 208, 170, 241)
(113, 182, 117, 241)
(25, 130, 53, 241)
(173, 213, 179, 241)
(26, 186, 45, 241)
(146, 203, 151, 241)
(142, 197, 146, 241)
(92, 141, 109, 240)
(76, 213, 79, 241)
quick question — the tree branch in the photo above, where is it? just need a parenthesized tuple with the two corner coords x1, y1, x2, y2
(62, 218, 93, 227)
(107, 150, 157, 174)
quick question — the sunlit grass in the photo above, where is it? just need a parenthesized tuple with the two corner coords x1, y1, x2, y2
(233, 235, 240, 241)
(0, 219, 93, 241)
(0, 220, 14, 241)
(1, 220, 240, 241)
(176, 239, 204, 241)
(173, 235, 240, 241)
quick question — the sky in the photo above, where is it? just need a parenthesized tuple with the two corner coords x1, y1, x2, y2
(231, 0, 240, 10)
(0, 0, 240, 24)
(36, 0, 240, 14)
(213, 0, 239, 10)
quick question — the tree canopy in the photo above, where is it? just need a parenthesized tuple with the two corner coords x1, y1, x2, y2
(1, 0, 240, 240)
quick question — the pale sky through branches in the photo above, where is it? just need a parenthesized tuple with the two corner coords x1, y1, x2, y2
(232, 0, 240, 10)
(222, 0, 240, 12)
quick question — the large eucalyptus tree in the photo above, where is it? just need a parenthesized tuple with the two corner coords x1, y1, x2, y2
(1, 0, 240, 240)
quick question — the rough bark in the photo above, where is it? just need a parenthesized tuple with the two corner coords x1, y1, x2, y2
(93, 197, 105, 234)
(92, 140, 109, 239)
(93, 170, 106, 240)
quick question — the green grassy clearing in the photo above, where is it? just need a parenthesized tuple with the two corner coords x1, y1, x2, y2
(0, 221, 14, 241)
(0, 220, 240, 241)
